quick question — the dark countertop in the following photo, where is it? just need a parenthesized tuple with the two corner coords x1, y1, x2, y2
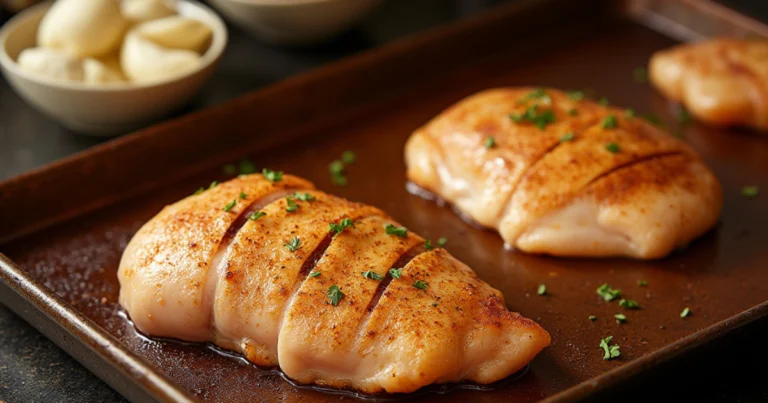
(1, 1, 766, 402)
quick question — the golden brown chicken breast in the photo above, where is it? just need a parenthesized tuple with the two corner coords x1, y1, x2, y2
(649, 38, 768, 130)
(405, 87, 722, 259)
(118, 173, 550, 394)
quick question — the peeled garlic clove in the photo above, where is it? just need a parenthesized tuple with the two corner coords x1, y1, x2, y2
(38, 0, 126, 58)
(135, 16, 212, 54)
(121, 31, 201, 83)
(17, 47, 84, 81)
(122, 0, 176, 24)
(83, 58, 125, 84)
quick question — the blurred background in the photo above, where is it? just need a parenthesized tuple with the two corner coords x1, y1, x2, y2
(1, 0, 767, 402)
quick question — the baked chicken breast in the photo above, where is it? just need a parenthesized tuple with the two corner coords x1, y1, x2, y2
(405, 87, 722, 259)
(118, 173, 550, 394)
(649, 38, 768, 131)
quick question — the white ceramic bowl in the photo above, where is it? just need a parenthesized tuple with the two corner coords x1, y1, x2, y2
(0, 0, 227, 136)
(207, 0, 381, 46)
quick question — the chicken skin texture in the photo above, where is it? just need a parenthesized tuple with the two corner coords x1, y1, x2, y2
(405, 88, 722, 259)
(649, 38, 768, 131)
(118, 174, 550, 394)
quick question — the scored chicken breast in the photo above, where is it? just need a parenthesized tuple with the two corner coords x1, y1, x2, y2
(119, 173, 550, 394)
(405, 87, 722, 259)
(649, 38, 768, 131)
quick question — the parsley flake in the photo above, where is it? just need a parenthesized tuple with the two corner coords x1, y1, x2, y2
(638, 280, 648, 287)
(294, 192, 316, 202)
(560, 132, 575, 142)
(284, 237, 301, 252)
(223, 200, 237, 212)
(518, 88, 551, 104)
(509, 105, 556, 130)
(341, 150, 357, 164)
(567, 90, 585, 101)
(263, 168, 283, 182)
(385, 224, 408, 238)
(484, 136, 496, 149)
(596, 283, 621, 301)
(614, 313, 627, 324)
(389, 268, 403, 279)
(589, 315, 597, 322)
(600, 336, 621, 360)
(601, 115, 618, 129)
(437, 237, 448, 247)
(327, 284, 344, 306)
(619, 299, 639, 309)
(249, 211, 267, 220)
(413, 280, 428, 290)
(329, 159, 347, 186)
(238, 159, 257, 175)
(285, 197, 299, 212)
(309, 271, 321, 278)
(193, 187, 204, 195)
(424, 239, 434, 250)
(537, 284, 547, 296)
(329, 218, 354, 235)
(625, 109, 636, 118)
(362, 271, 383, 281)
(599, 97, 609, 106)
(239, 192, 247, 199)
(568, 108, 578, 116)
(680, 307, 691, 318)
(209, 181, 218, 189)
(605, 142, 621, 153)
(742, 186, 760, 199)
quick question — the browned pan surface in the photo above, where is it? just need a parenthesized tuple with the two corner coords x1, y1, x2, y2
(2, 1, 768, 402)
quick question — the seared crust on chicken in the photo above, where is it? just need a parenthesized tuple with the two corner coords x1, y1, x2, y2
(118, 174, 550, 394)
(405, 88, 722, 259)
(649, 38, 768, 131)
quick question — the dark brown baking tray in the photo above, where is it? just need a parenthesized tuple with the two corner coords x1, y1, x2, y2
(1, 0, 767, 401)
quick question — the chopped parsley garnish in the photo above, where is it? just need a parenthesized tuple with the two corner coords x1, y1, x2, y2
(638, 280, 648, 287)
(285, 197, 299, 212)
(589, 315, 597, 322)
(484, 136, 496, 149)
(633, 66, 648, 83)
(568, 108, 578, 116)
(537, 284, 547, 296)
(284, 237, 301, 252)
(262, 168, 283, 182)
(223, 164, 237, 175)
(238, 159, 257, 175)
(614, 313, 627, 324)
(329, 159, 348, 186)
(413, 280, 428, 290)
(680, 307, 691, 318)
(223, 200, 236, 212)
(567, 90, 585, 101)
(294, 192, 316, 202)
(327, 284, 344, 306)
(309, 271, 321, 278)
(341, 150, 357, 165)
(560, 132, 575, 142)
(389, 268, 403, 279)
(605, 142, 621, 153)
(509, 105, 556, 130)
(600, 336, 621, 360)
(329, 218, 354, 235)
(385, 224, 408, 238)
(209, 181, 218, 189)
(331, 175, 348, 186)
(625, 109, 636, 118)
(619, 299, 639, 309)
(239, 192, 247, 199)
(742, 186, 760, 199)
(424, 239, 434, 250)
(437, 237, 448, 247)
(601, 115, 618, 129)
(249, 211, 267, 220)
(677, 109, 692, 125)
(362, 271, 383, 281)
(598, 97, 609, 106)
(596, 283, 621, 301)
(194, 187, 204, 195)
(518, 88, 551, 104)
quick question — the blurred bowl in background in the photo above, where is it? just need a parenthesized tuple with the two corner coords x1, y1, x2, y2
(0, 0, 227, 136)
(207, 0, 381, 46)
